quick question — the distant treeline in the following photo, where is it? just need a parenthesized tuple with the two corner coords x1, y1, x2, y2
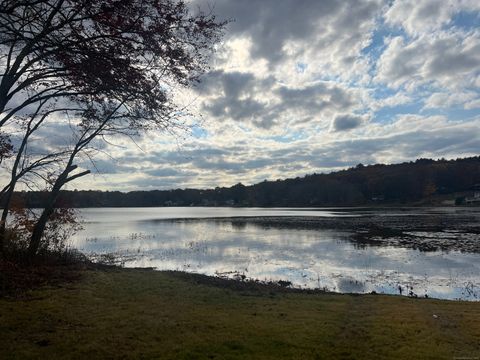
(7, 156, 480, 208)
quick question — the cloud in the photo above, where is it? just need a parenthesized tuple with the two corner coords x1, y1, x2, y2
(332, 115, 365, 131)
(275, 82, 356, 112)
(194, 0, 385, 86)
(65, 112, 480, 192)
(375, 30, 480, 89)
(424, 92, 480, 109)
(73, 0, 480, 190)
(197, 70, 272, 126)
(197, 68, 367, 130)
(384, 0, 480, 36)
(196, 70, 258, 97)
(203, 0, 381, 65)
(8, 0, 480, 192)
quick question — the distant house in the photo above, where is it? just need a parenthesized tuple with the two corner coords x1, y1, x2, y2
(465, 184, 480, 204)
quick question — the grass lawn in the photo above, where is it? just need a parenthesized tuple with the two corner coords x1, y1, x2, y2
(0, 267, 479, 359)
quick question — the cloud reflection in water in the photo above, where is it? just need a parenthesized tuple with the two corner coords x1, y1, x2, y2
(72, 208, 480, 301)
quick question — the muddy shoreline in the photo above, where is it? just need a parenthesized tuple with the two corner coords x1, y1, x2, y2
(162, 209, 480, 253)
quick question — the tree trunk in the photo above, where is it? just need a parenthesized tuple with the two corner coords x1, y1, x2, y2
(27, 172, 68, 258)
(0, 183, 14, 254)
(27, 162, 89, 258)
(28, 205, 54, 258)
(0, 122, 34, 254)
(0, 221, 6, 256)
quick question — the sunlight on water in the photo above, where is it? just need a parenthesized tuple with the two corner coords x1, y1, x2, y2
(71, 207, 480, 301)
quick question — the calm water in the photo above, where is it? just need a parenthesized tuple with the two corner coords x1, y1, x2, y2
(71, 207, 480, 301)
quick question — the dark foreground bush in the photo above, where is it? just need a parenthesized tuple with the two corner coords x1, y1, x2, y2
(0, 233, 90, 297)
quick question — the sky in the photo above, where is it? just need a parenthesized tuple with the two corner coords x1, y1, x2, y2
(74, 0, 480, 191)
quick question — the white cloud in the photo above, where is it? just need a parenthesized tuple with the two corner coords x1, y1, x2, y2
(7, 0, 480, 192)
(375, 30, 480, 90)
(424, 92, 479, 109)
(384, 0, 480, 36)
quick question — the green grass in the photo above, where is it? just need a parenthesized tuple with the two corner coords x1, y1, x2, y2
(0, 268, 479, 359)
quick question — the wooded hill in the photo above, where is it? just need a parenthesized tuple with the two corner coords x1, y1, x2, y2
(9, 156, 480, 208)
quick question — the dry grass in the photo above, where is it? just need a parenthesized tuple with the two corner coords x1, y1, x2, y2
(0, 267, 479, 359)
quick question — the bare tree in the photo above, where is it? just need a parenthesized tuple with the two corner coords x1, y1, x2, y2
(0, 104, 75, 252)
(0, 0, 224, 128)
(0, 131, 12, 165)
(0, 0, 225, 257)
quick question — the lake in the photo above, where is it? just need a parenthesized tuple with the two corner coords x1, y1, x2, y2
(71, 207, 480, 301)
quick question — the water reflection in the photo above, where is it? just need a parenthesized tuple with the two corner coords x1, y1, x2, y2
(71, 207, 480, 301)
